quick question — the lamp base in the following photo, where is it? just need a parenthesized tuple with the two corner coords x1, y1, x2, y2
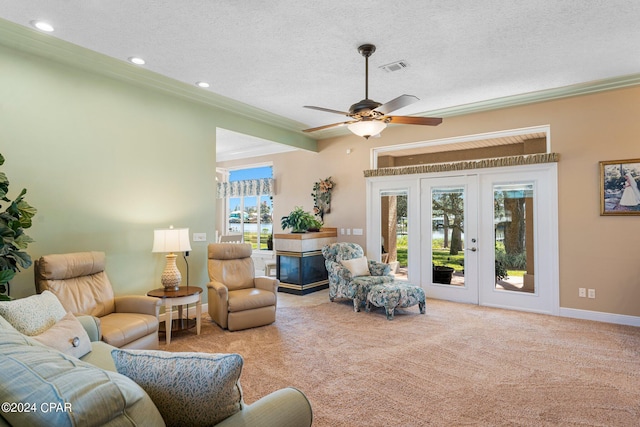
(161, 253, 181, 291)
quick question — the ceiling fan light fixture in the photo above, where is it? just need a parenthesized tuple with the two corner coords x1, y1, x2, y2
(348, 120, 387, 139)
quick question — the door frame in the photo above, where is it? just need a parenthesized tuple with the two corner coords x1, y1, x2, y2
(365, 162, 559, 315)
(420, 174, 479, 304)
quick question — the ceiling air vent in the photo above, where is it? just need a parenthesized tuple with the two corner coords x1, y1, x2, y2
(379, 60, 409, 73)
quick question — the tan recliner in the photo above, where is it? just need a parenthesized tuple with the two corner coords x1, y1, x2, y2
(35, 251, 161, 349)
(207, 243, 278, 331)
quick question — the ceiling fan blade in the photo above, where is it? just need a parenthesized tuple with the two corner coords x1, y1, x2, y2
(302, 121, 351, 133)
(304, 105, 350, 116)
(375, 94, 420, 115)
(385, 116, 443, 126)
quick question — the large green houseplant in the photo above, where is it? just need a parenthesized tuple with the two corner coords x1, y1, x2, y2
(0, 153, 37, 300)
(281, 206, 322, 233)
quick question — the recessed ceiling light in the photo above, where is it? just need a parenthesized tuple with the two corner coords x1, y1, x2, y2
(196, 81, 210, 88)
(128, 57, 146, 65)
(31, 20, 54, 32)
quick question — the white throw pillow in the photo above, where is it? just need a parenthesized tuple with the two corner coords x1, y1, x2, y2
(32, 312, 92, 359)
(111, 349, 244, 427)
(0, 290, 67, 336)
(341, 256, 371, 277)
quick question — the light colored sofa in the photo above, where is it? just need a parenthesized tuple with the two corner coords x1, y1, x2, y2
(0, 294, 312, 427)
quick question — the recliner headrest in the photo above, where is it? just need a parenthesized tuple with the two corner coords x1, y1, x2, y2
(208, 243, 252, 260)
(36, 251, 106, 280)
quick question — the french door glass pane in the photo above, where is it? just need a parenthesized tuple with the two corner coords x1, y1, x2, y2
(431, 187, 465, 286)
(493, 183, 535, 293)
(381, 190, 408, 280)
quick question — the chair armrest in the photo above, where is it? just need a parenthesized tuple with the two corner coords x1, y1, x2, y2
(215, 387, 313, 427)
(114, 295, 162, 317)
(254, 276, 279, 293)
(207, 280, 229, 300)
(207, 281, 229, 329)
(76, 315, 102, 342)
(327, 260, 352, 281)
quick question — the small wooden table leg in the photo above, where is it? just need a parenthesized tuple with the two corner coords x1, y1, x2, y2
(165, 300, 172, 345)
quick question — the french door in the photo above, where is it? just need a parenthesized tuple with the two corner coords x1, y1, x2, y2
(367, 164, 559, 314)
(421, 175, 479, 304)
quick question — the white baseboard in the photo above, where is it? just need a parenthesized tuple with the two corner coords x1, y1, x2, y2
(560, 307, 640, 327)
(159, 303, 209, 322)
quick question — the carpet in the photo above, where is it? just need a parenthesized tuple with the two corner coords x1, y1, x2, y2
(165, 299, 640, 426)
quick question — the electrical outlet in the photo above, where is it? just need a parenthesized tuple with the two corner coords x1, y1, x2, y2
(340, 228, 345, 235)
(578, 288, 586, 298)
(346, 229, 351, 235)
(588, 289, 596, 299)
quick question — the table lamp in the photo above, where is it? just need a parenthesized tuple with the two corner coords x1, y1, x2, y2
(152, 226, 192, 290)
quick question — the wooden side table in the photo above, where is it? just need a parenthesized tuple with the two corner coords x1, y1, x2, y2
(147, 286, 202, 345)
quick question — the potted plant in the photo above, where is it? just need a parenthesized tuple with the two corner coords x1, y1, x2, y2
(433, 257, 454, 284)
(281, 206, 322, 233)
(0, 153, 37, 300)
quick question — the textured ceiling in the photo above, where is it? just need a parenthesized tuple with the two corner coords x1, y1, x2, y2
(2, 1, 640, 158)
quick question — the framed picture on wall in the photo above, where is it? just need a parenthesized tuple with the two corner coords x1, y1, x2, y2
(600, 159, 640, 215)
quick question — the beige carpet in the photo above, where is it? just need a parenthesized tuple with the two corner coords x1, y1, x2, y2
(165, 294, 640, 426)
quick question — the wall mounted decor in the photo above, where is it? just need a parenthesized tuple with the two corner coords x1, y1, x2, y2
(600, 159, 640, 215)
(312, 177, 335, 221)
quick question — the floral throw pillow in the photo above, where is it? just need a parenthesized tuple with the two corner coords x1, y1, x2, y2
(111, 349, 244, 427)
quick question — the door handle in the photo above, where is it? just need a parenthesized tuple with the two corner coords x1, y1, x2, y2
(466, 247, 477, 252)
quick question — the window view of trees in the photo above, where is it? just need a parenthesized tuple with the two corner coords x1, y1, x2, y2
(493, 184, 534, 292)
(431, 188, 465, 276)
(226, 166, 273, 250)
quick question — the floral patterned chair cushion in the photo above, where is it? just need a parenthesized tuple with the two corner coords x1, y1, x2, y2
(322, 242, 394, 312)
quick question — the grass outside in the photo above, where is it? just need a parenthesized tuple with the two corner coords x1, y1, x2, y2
(395, 236, 525, 276)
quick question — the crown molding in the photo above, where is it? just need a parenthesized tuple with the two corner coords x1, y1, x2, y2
(310, 74, 640, 139)
(0, 18, 312, 138)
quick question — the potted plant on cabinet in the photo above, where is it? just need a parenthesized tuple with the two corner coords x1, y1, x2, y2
(0, 153, 38, 300)
(281, 206, 323, 233)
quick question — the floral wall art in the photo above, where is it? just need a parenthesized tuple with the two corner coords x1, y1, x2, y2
(312, 177, 335, 221)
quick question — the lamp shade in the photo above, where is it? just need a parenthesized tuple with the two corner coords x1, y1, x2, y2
(152, 228, 192, 253)
(348, 120, 387, 139)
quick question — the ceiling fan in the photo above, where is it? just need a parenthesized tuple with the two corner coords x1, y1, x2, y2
(303, 44, 442, 139)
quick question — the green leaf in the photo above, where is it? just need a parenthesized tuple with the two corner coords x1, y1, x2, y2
(14, 233, 34, 250)
(9, 250, 32, 269)
(17, 199, 37, 229)
(0, 269, 15, 284)
(0, 171, 8, 199)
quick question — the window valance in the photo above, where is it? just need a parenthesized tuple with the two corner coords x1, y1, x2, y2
(363, 153, 559, 178)
(217, 178, 274, 198)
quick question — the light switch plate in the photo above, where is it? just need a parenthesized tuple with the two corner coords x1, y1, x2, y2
(193, 233, 207, 242)
(353, 228, 363, 235)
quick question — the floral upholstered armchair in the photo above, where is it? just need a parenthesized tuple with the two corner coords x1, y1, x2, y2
(322, 242, 394, 312)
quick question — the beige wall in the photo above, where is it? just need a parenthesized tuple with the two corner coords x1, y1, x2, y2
(220, 85, 640, 318)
